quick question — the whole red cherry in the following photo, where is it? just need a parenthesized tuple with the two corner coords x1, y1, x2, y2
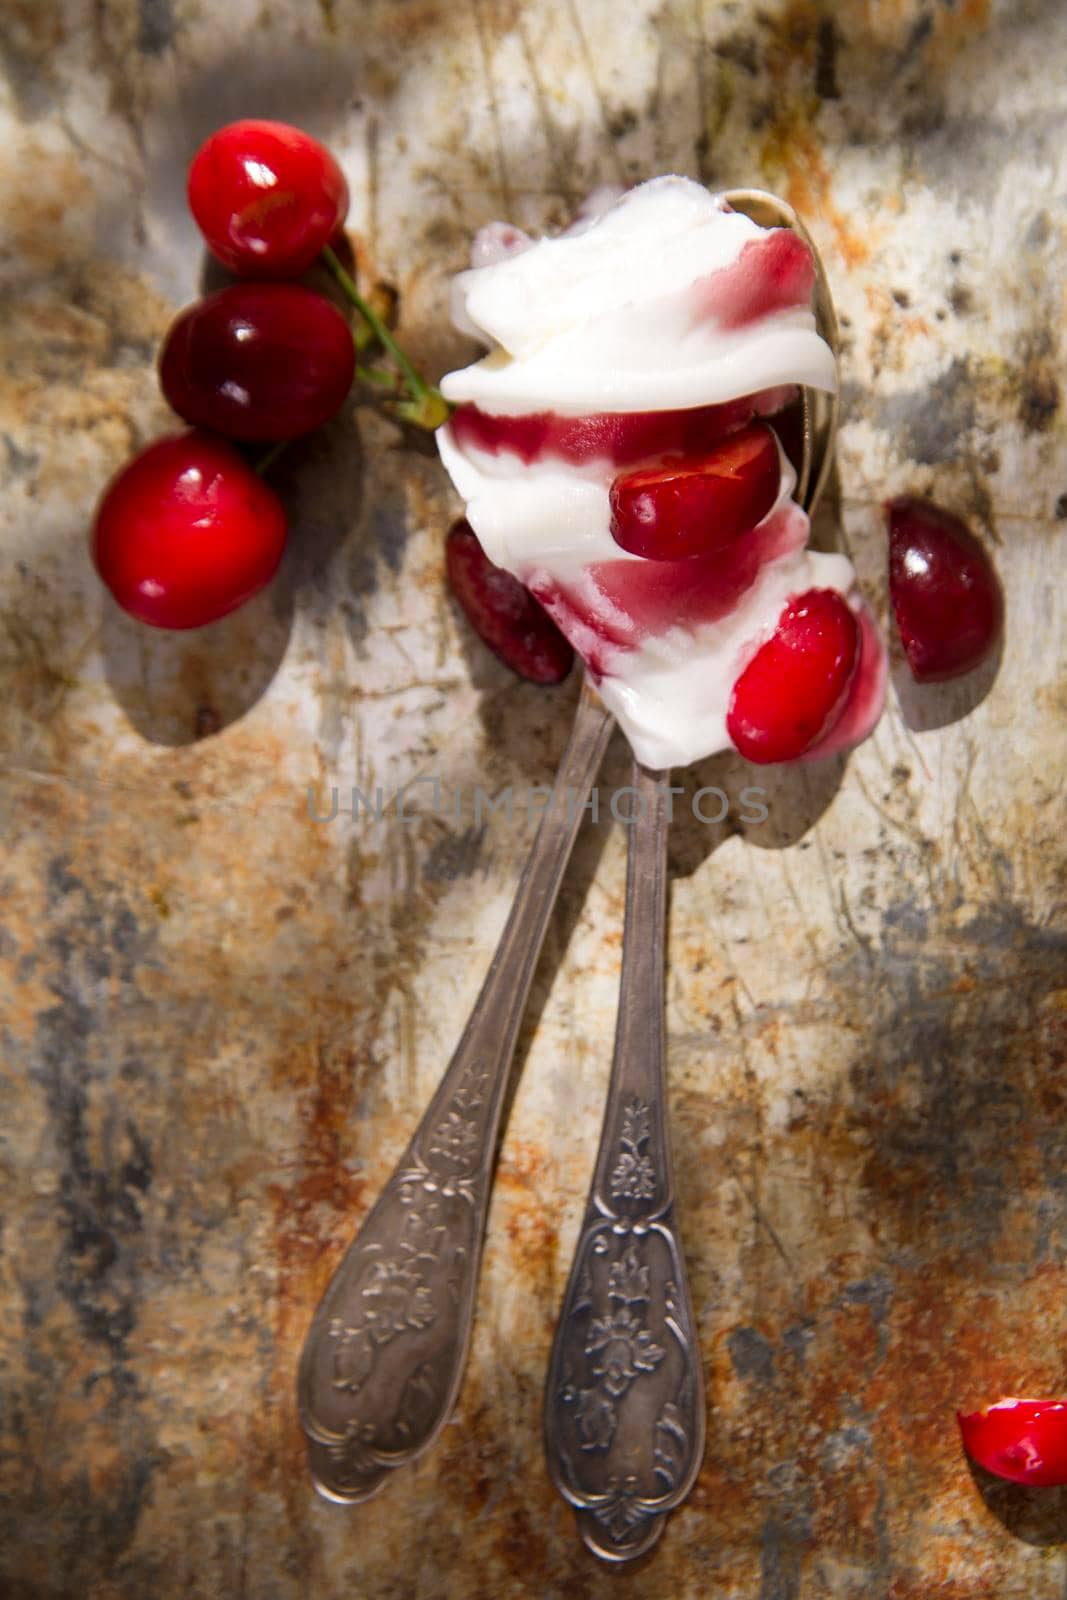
(887, 496, 1003, 681)
(188, 119, 349, 278)
(160, 283, 356, 441)
(92, 431, 287, 629)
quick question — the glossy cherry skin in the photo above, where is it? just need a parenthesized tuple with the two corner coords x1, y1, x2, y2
(609, 422, 780, 560)
(887, 496, 1003, 681)
(958, 1399, 1067, 1487)
(160, 283, 356, 441)
(727, 588, 860, 763)
(188, 119, 349, 277)
(446, 520, 573, 684)
(92, 432, 287, 629)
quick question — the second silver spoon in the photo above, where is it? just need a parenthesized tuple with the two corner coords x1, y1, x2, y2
(543, 185, 840, 1560)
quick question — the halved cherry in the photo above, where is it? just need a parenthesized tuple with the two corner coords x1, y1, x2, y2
(608, 422, 779, 560)
(958, 1398, 1067, 1487)
(446, 520, 573, 684)
(887, 496, 1003, 681)
(727, 588, 860, 764)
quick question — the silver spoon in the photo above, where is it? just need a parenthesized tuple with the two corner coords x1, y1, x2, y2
(542, 189, 840, 1561)
(298, 671, 613, 1501)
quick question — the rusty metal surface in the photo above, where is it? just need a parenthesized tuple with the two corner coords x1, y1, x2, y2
(1, 1, 1065, 1596)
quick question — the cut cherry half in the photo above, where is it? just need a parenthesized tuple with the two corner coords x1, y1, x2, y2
(887, 496, 1003, 682)
(727, 588, 861, 764)
(958, 1398, 1067, 1488)
(446, 521, 574, 685)
(608, 422, 779, 560)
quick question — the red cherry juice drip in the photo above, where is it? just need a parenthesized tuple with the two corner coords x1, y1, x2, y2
(693, 232, 816, 330)
(448, 390, 795, 468)
(528, 501, 808, 651)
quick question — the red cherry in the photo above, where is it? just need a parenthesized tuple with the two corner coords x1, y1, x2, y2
(727, 588, 860, 763)
(609, 422, 780, 560)
(160, 283, 356, 441)
(887, 497, 1003, 681)
(958, 1399, 1067, 1487)
(446, 521, 573, 684)
(188, 119, 349, 277)
(92, 432, 287, 629)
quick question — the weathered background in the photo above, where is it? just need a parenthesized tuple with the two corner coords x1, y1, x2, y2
(2, 0, 1066, 1595)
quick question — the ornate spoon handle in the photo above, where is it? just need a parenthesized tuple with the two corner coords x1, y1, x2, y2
(298, 675, 614, 1502)
(544, 760, 705, 1561)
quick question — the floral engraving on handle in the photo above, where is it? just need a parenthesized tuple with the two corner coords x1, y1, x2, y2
(588, 1306, 665, 1396)
(549, 1093, 703, 1552)
(324, 1066, 496, 1439)
(585, 1398, 691, 1549)
(427, 1110, 479, 1164)
(562, 1241, 665, 1450)
(610, 1096, 656, 1199)
(608, 1244, 651, 1305)
(427, 1063, 489, 1169)
(329, 1193, 445, 1394)
(449, 1061, 489, 1114)
(574, 1386, 617, 1450)
(324, 1420, 378, 1486)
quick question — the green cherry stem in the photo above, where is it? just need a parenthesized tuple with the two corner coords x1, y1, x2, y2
(322, 244, 450, 430)
(358, 364, 404, 392)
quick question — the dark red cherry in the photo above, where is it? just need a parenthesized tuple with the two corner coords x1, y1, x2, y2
(159, 283, 356, 441)
(445, 521, 573, 684)
(887, 496, 1003, 681)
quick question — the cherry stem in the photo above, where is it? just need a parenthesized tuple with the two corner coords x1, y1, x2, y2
(254, 440, 288, 476)
(322, 244, 449, 428)
(359, 364, 403, 393)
